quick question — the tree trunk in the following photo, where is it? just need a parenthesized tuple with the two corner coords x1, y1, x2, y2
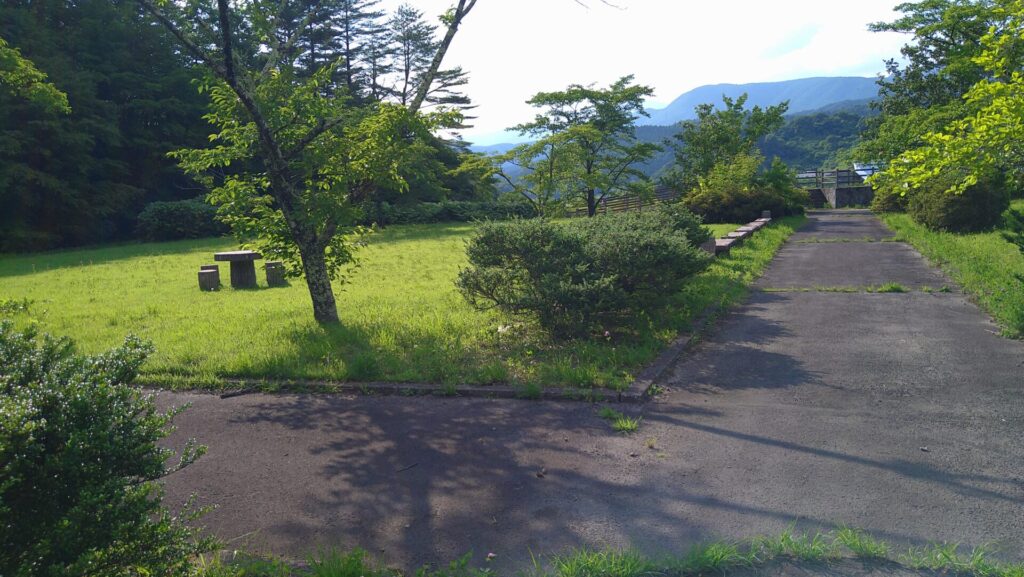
(587, 189, 597, 217)
(298, 242, 340, 324)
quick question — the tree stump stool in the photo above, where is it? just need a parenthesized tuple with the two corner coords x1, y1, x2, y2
(265, 261, 286, 287)
(198, 269, 220, 291)
(200, 264, 220, 287)
(214, 250, 263, 289)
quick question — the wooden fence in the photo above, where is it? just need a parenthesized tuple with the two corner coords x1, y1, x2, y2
(569, 186, 682, 217)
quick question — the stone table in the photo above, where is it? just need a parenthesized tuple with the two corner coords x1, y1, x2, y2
(214, 250, 263, 289)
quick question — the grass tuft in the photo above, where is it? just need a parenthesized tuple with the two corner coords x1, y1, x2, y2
(835, 527, 890, 559)
(752, 529, 840, 562)
(547, 549, 656, 577)
(190, 529, 1024, 577)
(597, 407, 641, 434)
(873, 282, 907, 293)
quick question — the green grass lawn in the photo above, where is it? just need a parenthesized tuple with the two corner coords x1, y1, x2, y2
(0, 219, 798, 391)
(881, 199, 1024, 338)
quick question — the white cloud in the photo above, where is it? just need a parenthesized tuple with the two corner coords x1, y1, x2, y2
(377, 0, 910, 144)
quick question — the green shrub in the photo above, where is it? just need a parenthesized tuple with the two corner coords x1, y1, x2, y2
(136, 197, 228, 241)
(683, 154, 807, 223)
(0, 321, 211, 576)
(869, 185, 908, 213)
(907, 172, 1010, 232)
(456, 206, 711, 339)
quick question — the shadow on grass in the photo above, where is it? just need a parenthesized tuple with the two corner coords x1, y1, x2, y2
(0, 223, 476, 280)
(0, 237, 234, 279)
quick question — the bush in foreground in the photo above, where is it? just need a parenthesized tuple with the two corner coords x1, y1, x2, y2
(0, 321, 211, 576)
(136, 197, 229, 241)
(456, 206, 712, 339)
(907, 172, 1010, 232)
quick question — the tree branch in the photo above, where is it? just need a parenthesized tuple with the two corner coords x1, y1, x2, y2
(217, 0, 236, 84)
(408, 0, 477, 114)
(135, 0, 226, 77)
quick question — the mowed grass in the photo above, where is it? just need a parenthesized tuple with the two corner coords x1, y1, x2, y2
(881, 199, 1024, 338)
(0, 219, 794, 391)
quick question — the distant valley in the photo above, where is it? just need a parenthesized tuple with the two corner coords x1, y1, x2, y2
(472, 76, 879, 182)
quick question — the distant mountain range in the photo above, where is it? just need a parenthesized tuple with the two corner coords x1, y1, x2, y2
(638, 76, 879, 126)
(470, 76, 879, 155)
(470, 76, 881, 186)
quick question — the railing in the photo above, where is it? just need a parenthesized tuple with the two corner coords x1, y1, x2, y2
(797, 167, 881, 190)
(569, 186, 681, 217)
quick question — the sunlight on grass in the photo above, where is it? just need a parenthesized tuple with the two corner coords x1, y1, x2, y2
(882, 199, 1024, 338)
(0, 217, 801, 390)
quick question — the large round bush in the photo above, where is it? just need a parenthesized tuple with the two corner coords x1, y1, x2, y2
(907, 173, 1010, 232)
(456, 206, 711, 338)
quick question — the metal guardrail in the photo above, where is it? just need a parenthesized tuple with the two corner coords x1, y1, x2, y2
(797, 168, 881, 189)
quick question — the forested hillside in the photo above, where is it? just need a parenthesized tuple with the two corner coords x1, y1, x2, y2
(0, 1, 210, 250)
(0, 0, 489, 252)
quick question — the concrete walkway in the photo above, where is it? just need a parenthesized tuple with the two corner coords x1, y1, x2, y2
(160, 210, 1024, 571)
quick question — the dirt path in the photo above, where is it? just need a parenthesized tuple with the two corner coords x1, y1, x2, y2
(160, 210, 1024, 571)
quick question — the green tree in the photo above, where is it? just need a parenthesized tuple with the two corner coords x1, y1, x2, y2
(0, 37, 68, 113)
(500, 75, 660, 217)
(667, 93, 788, 192)
(138, 0, 476, 323)
(873, 0, 1024, 196)
(853, 0, 1013, 163)
(0, 0, 210, 251)
(336, 0, 387, 96)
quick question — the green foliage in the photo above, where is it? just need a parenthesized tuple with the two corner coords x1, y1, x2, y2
(853, 0, 1009, 165)
(547, 550, 654, 577)
(0, 218, 799, 391)
(136, 197, 229, 241)
(872, 1, 1024, 204)
(457, 208, 711, 338)
(364, 200, 536, 226)
(667, 93, 788, 191)
(597, 407, 641, 433)
(883, 201, 1024, 338)
(495, 76, 661, 217)
(173, 66, 453, 281)
(682, 153, 807, 223)
(0, 36, 68, 113)
(0, 321, 211, 576)
(835, 527, 890, 559)
(761, 109, 871, 170)
(1003, 206, 1024, 252)
(870, 184, 910, 213)
(906, 172, 1010, 232)
(0, 0, 210, 251)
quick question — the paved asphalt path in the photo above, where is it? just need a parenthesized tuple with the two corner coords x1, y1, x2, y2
(160, 210, 1024, 571)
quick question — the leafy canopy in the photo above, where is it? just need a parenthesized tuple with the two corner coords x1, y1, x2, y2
(873, 0, 1024, 195)
(0, 36, 68, 114)
(173, 63, 457, 279)
(491, 75, 660, 216)
(668, 93, 788, 192)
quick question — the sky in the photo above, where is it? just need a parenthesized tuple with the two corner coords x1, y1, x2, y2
(377, 0, 911, 146)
